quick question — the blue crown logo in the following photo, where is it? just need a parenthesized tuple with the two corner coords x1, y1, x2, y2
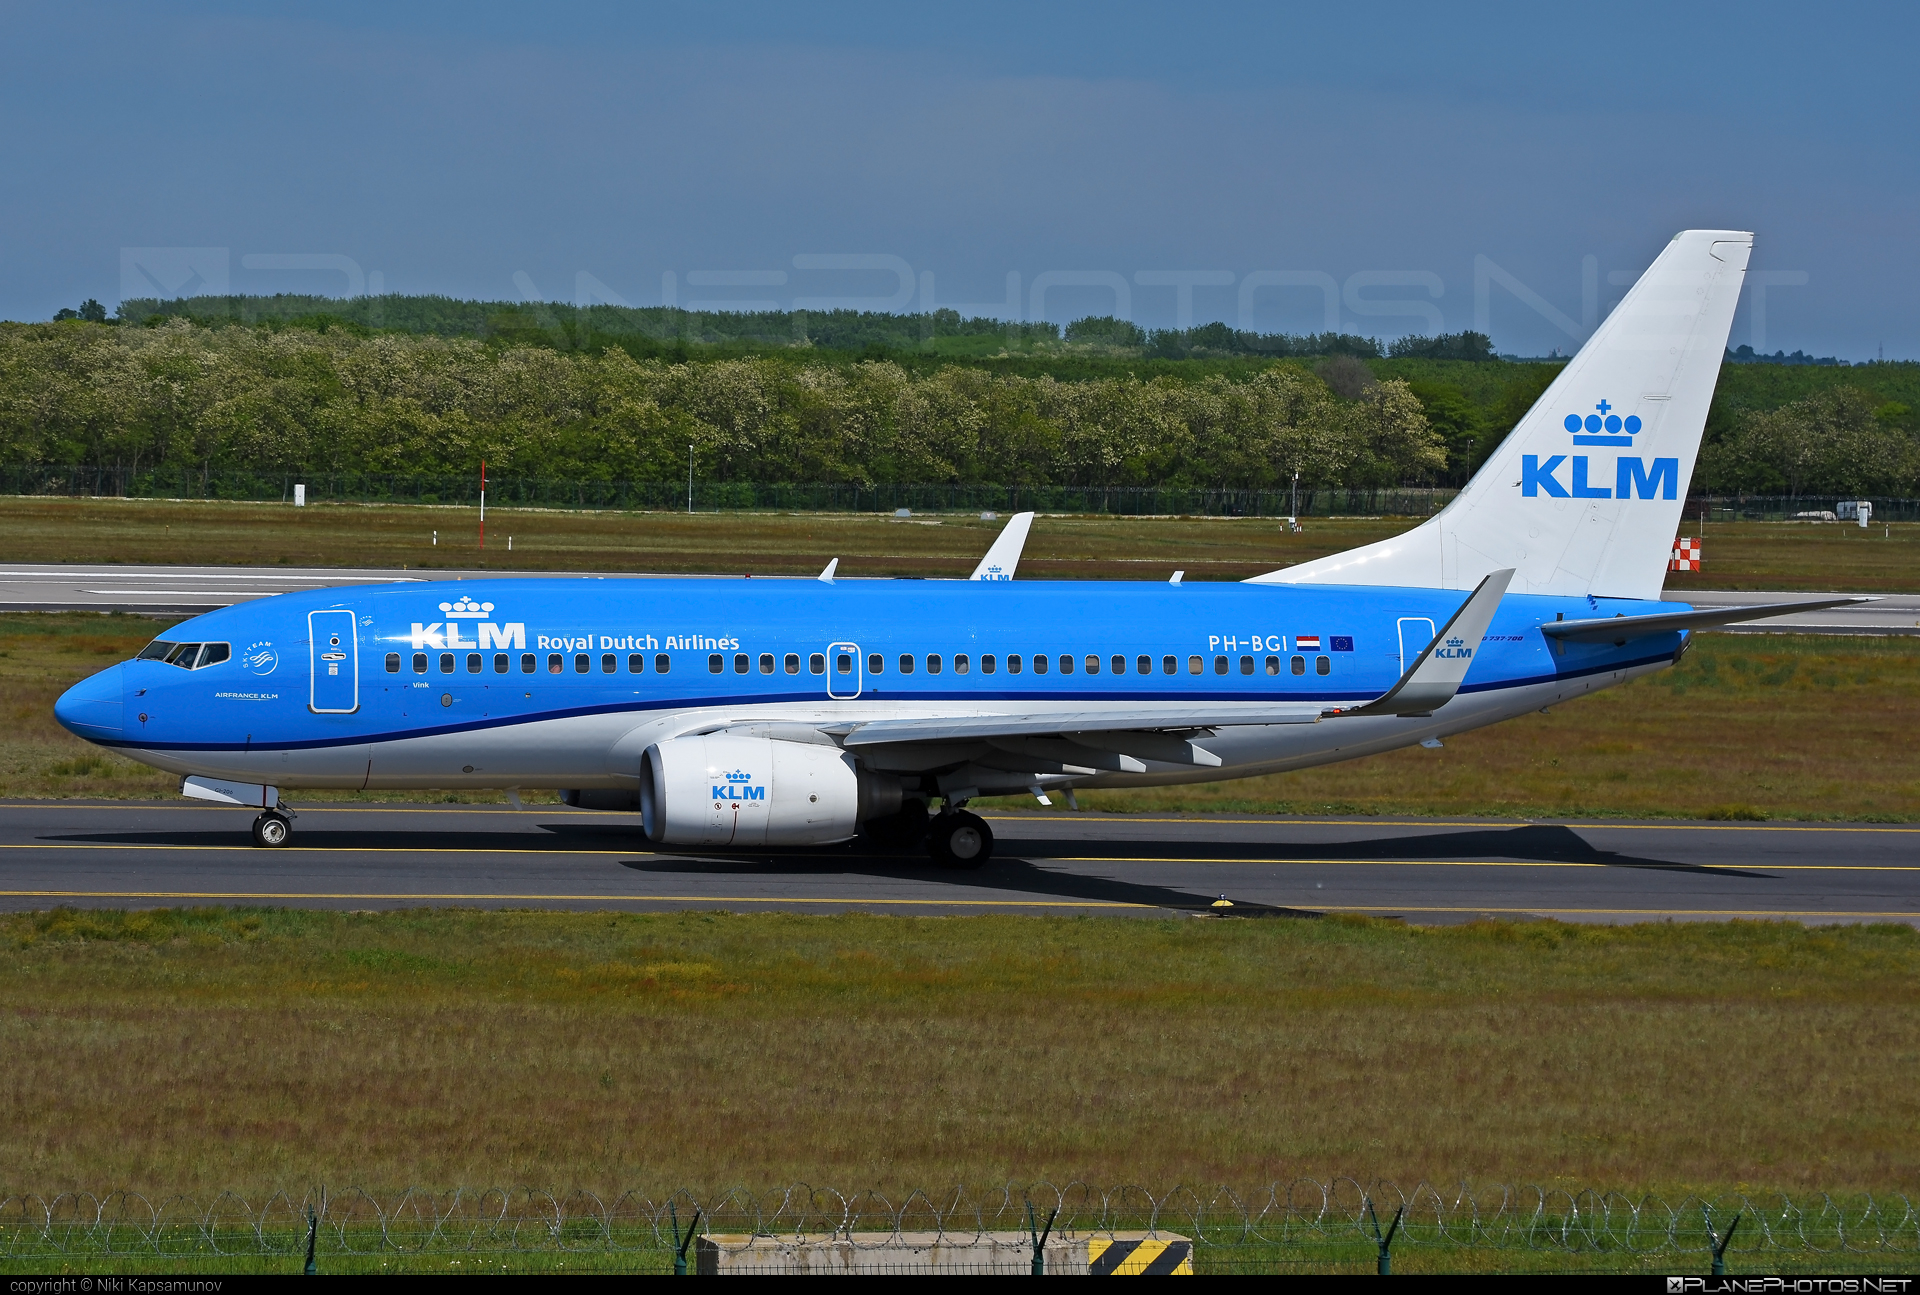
(1565, 400, 1641, 447)
(725, 770, 753, 783)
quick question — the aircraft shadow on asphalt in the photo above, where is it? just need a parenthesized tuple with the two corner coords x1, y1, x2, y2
(614, 850, 1318, 918)
(36, 820, 1770, 915)
(574, 821, 1775, 881)
(994, 823, 1778, 879)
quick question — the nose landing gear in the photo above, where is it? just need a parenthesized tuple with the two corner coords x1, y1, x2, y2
(251, 809, 294, 848)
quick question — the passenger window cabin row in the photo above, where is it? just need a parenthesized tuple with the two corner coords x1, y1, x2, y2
(382, 650, 1334, 678)
(870, 653, 1331, 677)
(385, 651, 675, 675)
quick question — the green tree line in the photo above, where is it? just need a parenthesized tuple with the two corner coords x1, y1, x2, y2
(11, 301, 1920, 495)
(0, 319, 1443, 490)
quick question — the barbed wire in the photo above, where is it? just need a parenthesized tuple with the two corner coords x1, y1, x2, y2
(1, 1181, 1914, 1264)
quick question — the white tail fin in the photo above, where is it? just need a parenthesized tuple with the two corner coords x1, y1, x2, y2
(1250, 230, 1752, 599)
(970, 511, 1035, 581)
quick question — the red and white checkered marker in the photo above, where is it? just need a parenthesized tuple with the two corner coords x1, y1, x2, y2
(1669, 537, 1701, 572)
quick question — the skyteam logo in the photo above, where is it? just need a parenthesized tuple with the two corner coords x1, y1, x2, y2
(1564, 399, 1642, 447)
(241, 640, 278, 676)
(713, 769, 766, 802)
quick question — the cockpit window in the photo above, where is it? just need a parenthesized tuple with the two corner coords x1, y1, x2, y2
(138, 640, 231, 670)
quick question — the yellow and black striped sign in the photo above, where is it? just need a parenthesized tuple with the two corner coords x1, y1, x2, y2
(1088, 1236, 1194, 1275)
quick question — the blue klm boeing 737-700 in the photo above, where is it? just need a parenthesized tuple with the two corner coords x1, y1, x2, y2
(53, 230, 1862, 862)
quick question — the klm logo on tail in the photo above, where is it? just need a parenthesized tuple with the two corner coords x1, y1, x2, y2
(1524, 399, 1675, 501)
(1565, 399, 1642, 447)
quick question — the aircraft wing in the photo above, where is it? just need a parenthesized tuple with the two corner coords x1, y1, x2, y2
(1540, 596, 1876, 644)
(832, 704, 1326, 773)
(834, 705, 1323, 748)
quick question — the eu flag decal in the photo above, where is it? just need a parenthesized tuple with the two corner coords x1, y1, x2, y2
(1330, 636, 1354, 652)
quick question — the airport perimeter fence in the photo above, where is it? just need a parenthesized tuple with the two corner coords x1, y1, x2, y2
(3, 1180, 1917, 1275)
(0, 465, 1456, 518)
(10, 467, 1920, 523)
(1688, 494, 1920, 522)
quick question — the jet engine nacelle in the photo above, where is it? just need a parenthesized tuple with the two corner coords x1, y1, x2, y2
(640, 734, 901, 846)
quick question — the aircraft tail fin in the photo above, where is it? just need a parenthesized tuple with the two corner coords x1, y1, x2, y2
(970, 511, 1035, 581)
(1249, 230, 1752, 599)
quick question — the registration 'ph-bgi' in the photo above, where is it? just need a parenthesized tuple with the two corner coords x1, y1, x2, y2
(55, 231, 1861, 861)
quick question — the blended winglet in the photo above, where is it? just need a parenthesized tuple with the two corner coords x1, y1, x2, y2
(817, 558, 839, 584)
(1329, 568, 1514, 718)
(969, 511, 1035, 581)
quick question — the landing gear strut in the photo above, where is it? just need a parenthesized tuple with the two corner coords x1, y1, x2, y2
(928, 809, 993, 869)
(860, 799, 930, 850)
(251, 809, 293, 848)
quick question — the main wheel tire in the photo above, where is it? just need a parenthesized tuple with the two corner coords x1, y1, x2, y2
(928, 810, 993, 869)
(251, 811, 291, 848)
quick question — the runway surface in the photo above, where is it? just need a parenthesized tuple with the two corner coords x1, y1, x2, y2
(1, 564, 1912, 633)
(1, 802, 1912, 925)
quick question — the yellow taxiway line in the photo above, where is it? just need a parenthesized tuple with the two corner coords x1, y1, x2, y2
(3, 804, 1916, 834)
(0, 890, 1912, 920)
(0, 841, 1912, 873)
(1050, 856, 1920, 872)
(1323, 906, 1920, 919)
(0, 889, 1149, 908)
(984, 817, 1920, 835)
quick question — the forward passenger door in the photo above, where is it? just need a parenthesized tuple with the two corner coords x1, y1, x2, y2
(308, 609, 359, 714)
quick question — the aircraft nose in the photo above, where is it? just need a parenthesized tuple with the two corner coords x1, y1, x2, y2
(55, 663, 124, 740)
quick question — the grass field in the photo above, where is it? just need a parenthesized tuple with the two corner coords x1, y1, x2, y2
(1, 907, 1915, 1199)
(3, 613, 1914, 819)
(0, 495, 1915, 589)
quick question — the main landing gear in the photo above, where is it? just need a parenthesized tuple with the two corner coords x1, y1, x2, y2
(858, 799, 994, 868)
(928, 809, 993, 869)
(251, 809, 293, 848)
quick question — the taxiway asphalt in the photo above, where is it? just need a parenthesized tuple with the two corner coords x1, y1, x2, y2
(0, 802, 1911, 925)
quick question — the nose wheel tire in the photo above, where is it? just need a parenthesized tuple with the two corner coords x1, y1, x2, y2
(928, 810, 992, 869)
(251, 811, 292, 848)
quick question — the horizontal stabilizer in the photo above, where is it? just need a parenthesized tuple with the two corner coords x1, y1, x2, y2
(1541, 596, 1877, 644)
(969, 511, 1035, 581)
(1329, 568, 1513, 718)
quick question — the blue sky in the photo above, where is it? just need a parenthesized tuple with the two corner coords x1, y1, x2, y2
(3, 1, 1915, 356)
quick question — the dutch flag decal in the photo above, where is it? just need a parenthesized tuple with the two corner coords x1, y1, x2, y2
(1295, 635, 1321, 651)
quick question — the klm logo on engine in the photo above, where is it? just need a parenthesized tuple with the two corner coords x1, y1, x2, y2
(712, 769, 765, 802)
(411, 597, 526, 651)
(1522, 400, 1676, 501)
(1434, 635, 1472, 660)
